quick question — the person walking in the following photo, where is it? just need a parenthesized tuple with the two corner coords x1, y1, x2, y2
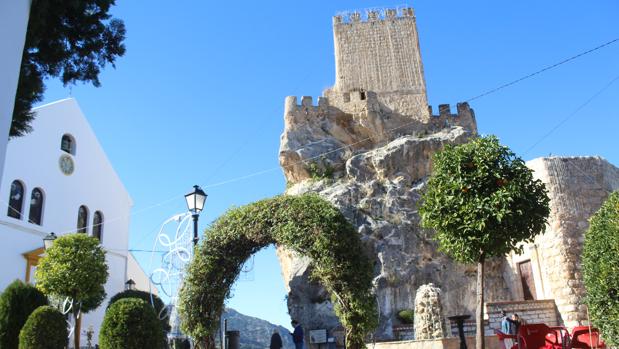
(291, 320, 304, 349)
(270, 329, 283, 349)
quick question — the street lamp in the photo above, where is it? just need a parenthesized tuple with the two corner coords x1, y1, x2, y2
(125, 279, 136, 291)
(43, 232, 57, 250)
(185, 185, 207, 246)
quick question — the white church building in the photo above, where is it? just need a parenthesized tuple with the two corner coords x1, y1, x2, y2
(0, 98, 152, 345)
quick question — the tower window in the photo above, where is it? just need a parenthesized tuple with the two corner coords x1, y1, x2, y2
(28, 188, 44, 225)
(7, 180, 24, 219)
(61, 134, 75, 155)
(77, 205, 89, 234)
(93, 211, 103, 241)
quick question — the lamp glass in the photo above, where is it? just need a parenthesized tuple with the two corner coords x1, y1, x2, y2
(185, 186, 207, 213)
(43, 232, 57, 250)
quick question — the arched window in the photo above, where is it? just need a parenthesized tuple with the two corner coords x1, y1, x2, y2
(77, 205, 89, 234)
(93, 211, 103, 241)
(28, 188, 44, 225)
(7, 180, 24, 219)
(61, 134, 75, 155)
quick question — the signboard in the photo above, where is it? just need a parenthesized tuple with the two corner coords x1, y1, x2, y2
(309, 329, 327, 344)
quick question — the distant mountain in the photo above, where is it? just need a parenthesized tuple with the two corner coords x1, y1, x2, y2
(222, 308, 295, 349)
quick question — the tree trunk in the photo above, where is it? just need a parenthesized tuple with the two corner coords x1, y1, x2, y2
(476, 257, 485, 349)
(73, 309, 81, 349)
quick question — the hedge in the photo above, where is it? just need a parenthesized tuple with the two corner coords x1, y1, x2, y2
(99, 298, 165, 349)
(0, 279, 48, 349)
(18, 306, 67, 349)
(583, 191, 619, 346)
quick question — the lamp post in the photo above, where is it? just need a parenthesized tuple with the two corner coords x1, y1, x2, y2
(43, 232, 57, 250)
(125, 279, 136, 291)
(185, 185, 207, 246)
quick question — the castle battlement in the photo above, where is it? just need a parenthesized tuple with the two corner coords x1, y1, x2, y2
(428, 102, 475, 119)
(285, 91, 379, 114)
(333, 7, 415, 25)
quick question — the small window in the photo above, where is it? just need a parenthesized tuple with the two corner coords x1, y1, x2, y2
(93, 211, 103, 241)
(7, 180, 24, 219)
(28, 188, 44, 225)
(77, 205, 89, 234)
(61, 134, 75, 155)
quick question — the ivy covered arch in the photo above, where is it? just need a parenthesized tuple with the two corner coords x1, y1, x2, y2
(178, 194, 378, 349)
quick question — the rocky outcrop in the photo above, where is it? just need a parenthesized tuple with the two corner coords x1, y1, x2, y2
(277, 93, 512, 340)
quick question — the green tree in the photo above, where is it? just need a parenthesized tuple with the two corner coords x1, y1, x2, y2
(419, 136, 549, 349)
(99, 298, 165, 349)
(11, 0, 126, 137)
(18, 306, 68, 349)
(583, 191, 619, 346)
(35, 233, 109, 349)
(0, 279, 48, 349)
(108, 289, 171, 334)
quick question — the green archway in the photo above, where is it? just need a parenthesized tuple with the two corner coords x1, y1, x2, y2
(178, 194, 378, 349)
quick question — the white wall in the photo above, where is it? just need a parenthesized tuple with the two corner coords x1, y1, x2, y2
(0, 0, 31, 187)
(0, 98, 133, 346)
(127, 252, 159, 295)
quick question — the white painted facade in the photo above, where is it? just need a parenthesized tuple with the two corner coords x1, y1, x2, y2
(0, 0, 31, 186)
(0, 98, 138, 346)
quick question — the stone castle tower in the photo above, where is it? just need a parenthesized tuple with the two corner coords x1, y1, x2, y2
(278, 5, 619, 342)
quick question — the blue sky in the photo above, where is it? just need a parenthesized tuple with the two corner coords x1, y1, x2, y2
(39, 1, 619, 329)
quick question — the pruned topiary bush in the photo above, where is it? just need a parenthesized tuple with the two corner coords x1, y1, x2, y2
(18, 306, 67, 349)
(179, 194, 378, 349)
(397, 309, 414, 325)
(0, 279, 48, 349)
(583, 191, 619, 347)
(108, 289, 170, 334)
(99, 298, 165, 349)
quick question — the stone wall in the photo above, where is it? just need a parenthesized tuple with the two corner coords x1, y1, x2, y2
(521, 157, 619, 328)
(486, 300, 559, 333)
(332, 8, 427, 96)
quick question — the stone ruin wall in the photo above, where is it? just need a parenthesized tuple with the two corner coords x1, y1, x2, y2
(521, 157, 619, 328)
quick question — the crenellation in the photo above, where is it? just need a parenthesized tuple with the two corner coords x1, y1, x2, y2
(439, 104, 451, 117)
(333, 7, 416, 24)
(301, 96, 313, 107)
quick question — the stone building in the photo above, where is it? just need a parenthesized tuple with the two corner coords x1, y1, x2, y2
(276, 5, 619, 343)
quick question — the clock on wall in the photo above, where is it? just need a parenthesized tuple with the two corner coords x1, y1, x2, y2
(59, 154, 74, 175)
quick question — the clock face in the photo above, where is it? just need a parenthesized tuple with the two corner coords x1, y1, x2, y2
(59, 154, 74, 175)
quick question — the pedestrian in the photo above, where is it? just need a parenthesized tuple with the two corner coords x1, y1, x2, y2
(291, 320, 304, 349)
(500, 311, 514, 348)
(270, 329, 283, 349)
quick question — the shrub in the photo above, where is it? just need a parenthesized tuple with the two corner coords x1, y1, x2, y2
(583, 191, 619, 346)
(99, 298, 165, 349)
(0, 279, 48, 349)
(108, 289, 170, 333)
(18, 305, 67, 349)
(397, 309, 414, 324)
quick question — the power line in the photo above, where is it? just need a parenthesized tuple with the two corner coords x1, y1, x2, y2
(466, 38, 619, 102)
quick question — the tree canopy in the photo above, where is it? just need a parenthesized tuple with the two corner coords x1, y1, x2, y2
(583, 191, 619, 346)
(12, 0, 126, 137)
(420, 135, 550, 262)
(419, 135, 549, 349)
(179, 194, 377, 349)
(35, 233, 108, 348)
